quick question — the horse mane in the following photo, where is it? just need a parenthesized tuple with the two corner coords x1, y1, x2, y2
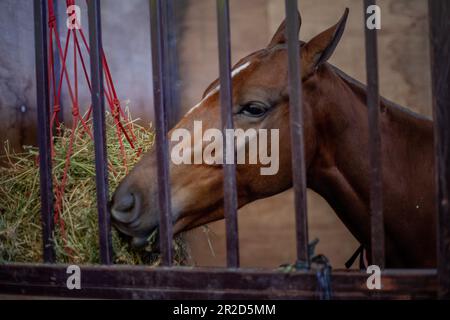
(328, 63, 432, 122)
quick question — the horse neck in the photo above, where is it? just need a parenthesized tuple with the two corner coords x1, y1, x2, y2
(306, 66, 376, 247)
(304, 65, 436, 267)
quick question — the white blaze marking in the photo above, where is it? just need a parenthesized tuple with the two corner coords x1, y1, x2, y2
(185, 101, 203, 117)
(231, 61, 251, 77)
(185, 61, 251, 116)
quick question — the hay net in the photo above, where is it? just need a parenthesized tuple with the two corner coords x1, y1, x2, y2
(0, 0, 187, 265)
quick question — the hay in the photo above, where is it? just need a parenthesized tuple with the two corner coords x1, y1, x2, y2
(0, 114, 188, 265)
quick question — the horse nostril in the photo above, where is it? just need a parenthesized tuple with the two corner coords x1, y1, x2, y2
(116, 193, 135, 212)
(111, 193, 138, 224)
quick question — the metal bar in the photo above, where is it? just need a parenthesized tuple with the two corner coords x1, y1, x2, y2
(149, 0, 173, 266)
(216, 0, 240, 268)
(52, 0, 64, 124)
(428, 0, 450, 299)
(161, 0, 181, 128)
(33, 0, 55, 263)
(87, 0, 113, 264)
(284, 0, 309, 267)
(363, 0, 385, 268)
(0, 264, 438, 300)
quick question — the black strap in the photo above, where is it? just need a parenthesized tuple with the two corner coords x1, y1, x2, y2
(345, 244, 365, 269)
(312, 254, 332, 300)
(279, 238, 333, 300)
(359, 245, 366, 270)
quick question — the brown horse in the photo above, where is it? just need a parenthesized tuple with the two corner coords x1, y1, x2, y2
(111, 9, 436, 268)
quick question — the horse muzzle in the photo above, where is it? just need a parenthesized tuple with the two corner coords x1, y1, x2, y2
(110, 189, 158, 249)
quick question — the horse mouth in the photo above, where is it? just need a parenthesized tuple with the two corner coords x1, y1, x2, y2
(132, 229, 160, 252)
(131, 234, 153, 249)
(113, 220, 160, 251)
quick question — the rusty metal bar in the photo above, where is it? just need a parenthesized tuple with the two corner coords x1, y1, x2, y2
(0, 264, 438, 299)
(216, 0, 240, 268)
(150, 0, 173, 266)
(363, 0, 385, 268)
(87, 0, 113, 264)
(285, 0, 309, 267)
(52, 0, 64, 124)
(161, 0, 181, 128)
(34, 0, 55, 263)
(47, 0, 64, 125)
(429, 0, 450, 299)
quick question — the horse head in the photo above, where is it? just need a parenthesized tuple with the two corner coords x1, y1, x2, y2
(111, 9, 349, 247)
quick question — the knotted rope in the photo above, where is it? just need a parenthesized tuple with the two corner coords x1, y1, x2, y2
(45, 0, 138, 260)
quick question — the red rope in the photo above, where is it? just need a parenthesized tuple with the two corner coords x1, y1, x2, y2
(45, 0, 140, 261)
(78, 28, 137, 146)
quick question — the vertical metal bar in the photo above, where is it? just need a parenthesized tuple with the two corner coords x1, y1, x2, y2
(216, 0, 240, 268)
(34, 0, 55, 263)
(53, 0, 64, 124)
(285, 0, 309, 267)
(363, 0, 385, 268)
(87, 0, 113, 265)
(429, 0, 450, 299)
(161, 0, 181, 128)
(150, 0, 173, 266)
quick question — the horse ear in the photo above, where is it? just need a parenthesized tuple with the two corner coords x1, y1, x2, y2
(267, 11, 302, 48)
(303, 8, 349, 72)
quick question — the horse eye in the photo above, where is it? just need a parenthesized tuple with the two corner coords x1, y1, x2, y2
(240, 102, 267, 118)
